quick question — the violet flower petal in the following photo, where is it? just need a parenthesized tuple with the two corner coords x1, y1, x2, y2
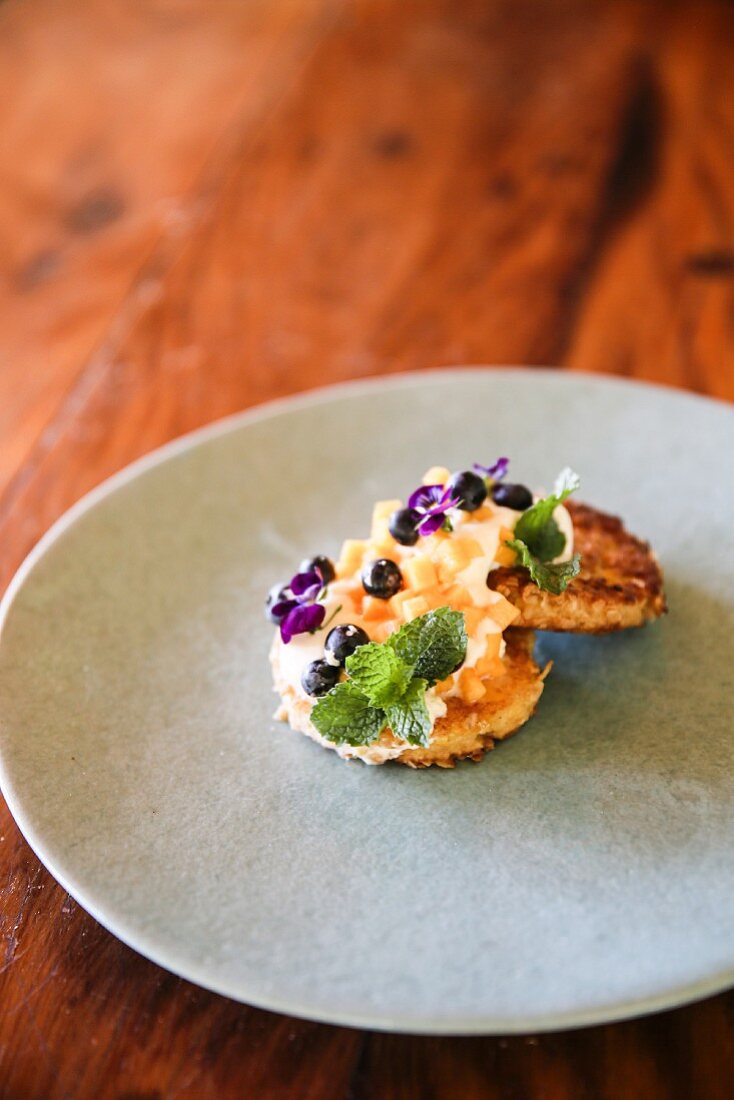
(272, 597, 298, 619)
(280, 602, 326, 644)
(473, 456, 509, 481)
(290, 570, 322, 596)
(417, 512, 448, 536)
(408, 484, 446, 511)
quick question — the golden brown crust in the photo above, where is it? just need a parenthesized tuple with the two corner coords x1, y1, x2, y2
(271, 630, 545, 768)
(488, 501, 667, 633)
(398, 630, 546, 768)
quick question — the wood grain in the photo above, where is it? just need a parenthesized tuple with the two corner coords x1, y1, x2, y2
(1, 0, 733, 1096)
(0, 0, 339, 499)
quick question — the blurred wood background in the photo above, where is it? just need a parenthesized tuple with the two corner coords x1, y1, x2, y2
(1, 0, 733, 1096)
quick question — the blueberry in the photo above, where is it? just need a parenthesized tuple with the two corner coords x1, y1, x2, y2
(301, 659, 341, 697)
(492, 483, 533, 511)
(325, 624, 370, 666)
(446, 470, 487, 512)
(361, 558, 403, 599)
(299, 555, 335, 584)
(389, 507, 422, 546)
(265, 584, 289, 624)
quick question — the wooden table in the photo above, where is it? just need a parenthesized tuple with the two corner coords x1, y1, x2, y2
(1, 1, 733, 1095)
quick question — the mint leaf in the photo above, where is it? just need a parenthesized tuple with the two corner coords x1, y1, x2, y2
(513, 467, 580, 562)
(310, 682, 386, 746)
(311, 609, 468, 751)
(345, 642, 411, 708)
(385, 678, 432, 747)
(508, 539, 581, 595)
(388, 606, 467, 685)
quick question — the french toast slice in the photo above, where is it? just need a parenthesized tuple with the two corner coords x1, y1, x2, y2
(272, 629, 545, 767)
(489, 501, 666, 633)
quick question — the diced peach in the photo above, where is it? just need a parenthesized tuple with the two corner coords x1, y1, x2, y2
(477, 655, 505, 678)
(494, 526, 517, 566)
(472, 505, 495, 522)
(475, 634, 502, 676)
(369, 523, 390, 547)
(435, 538, 469, 567)
(402, 555, 438, 592)
(388, 590, 412, 619)
(337, 539, 366, 578)
(487, 594, 520, 630)
(434, 674, 454, 694)
(435, 541, 472, 582)
(371, 620, 398, 643)
(362, 595, 392, 622)
(454, 535, 484, 560)
(458, 668, 486, 704)
(420, 588, 451, 611)
(365, 538, 396, 561)
(494, 544, 517, 567)
(462, 607, 484, 634)
(372, 499, 403, 524)
(371, 500, 403, 543)
(422, 531, 450, 555)
(422, 466, 451, 486)
(402, 595, 430, 621)
(343, 586, 365, 615)
(443, 583, 473, 608)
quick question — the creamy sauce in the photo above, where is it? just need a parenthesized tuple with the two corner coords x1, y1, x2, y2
(275, 581, 360, 700)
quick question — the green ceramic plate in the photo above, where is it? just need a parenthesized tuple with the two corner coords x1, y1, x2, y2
(1, 369, 733, 1034)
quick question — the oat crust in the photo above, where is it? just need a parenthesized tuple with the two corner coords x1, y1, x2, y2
(488, 501, 667, 633)
(272, 630, 546, 768)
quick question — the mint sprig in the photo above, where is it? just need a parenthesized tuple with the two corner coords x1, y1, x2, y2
(507, 539, 581, 595)
(385, 678, 431, 747)
(344, 642, 411, 708)
(309, 681, 387, 746)
(387, 605, 467, 684)
(507, 468, 581, 594)
(311, 608, 467, 749)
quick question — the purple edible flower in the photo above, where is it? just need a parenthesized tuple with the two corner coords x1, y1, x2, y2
(273, 569, 327, 644)
(473, 456, 509, 482)
(289, 570, 322, 600)
(407, 484, 460, 536)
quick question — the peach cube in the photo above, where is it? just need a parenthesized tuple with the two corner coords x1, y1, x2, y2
(472, 505, 495, 522)
(453, 536, 484, 560)
(371, 499, 403, 542)
(388, 590, 412, 618)
(422, 531, 450, 556)
(443, 583, 473, 608)
(402, 556, 438, 592)
(421, 588, 451, 611)
(462, 607, 484, 634)
(477, 656, 505, 678)
(365, 538, 396, 560)
(337, 539, 366, 577)
(362, 595, 392, 622)
(434, 674, 455, 694)
(372, 499, 403, 524)
(402, 595, 430, 621)
(475, 635, 503, 677)
(371, 620, 398, 643)
(487, 595, 520, 630)
(458, 668, 486, 704)
(435, 541, 472, 582)
(422, 466, 451, 486)
(494, 526, 518, 566)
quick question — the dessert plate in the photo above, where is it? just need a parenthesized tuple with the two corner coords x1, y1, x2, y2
(1, 369, 733, 1034)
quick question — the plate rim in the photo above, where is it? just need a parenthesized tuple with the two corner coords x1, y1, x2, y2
(1, 366, 733, 1035)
